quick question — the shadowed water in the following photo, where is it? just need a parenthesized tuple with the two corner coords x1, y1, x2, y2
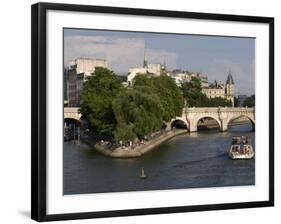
(63, 124, 255, 195)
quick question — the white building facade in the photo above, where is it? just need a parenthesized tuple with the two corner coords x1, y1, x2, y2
(67, 58, 108, 107)
(169, 70, 209, 88)
(202, 72, 235, 106)
(127, 60, 167, 86)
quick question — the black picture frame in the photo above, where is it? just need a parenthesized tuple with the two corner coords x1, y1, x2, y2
(31, 2, 274, 222)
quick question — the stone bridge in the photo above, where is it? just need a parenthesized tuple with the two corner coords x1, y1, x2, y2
(64, 107, 255, 132)
(170, 107, 255, 132)
(64, 107, 81, 120)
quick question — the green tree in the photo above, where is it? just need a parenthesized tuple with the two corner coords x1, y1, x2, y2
(114, 122, 136, 143)
(133, 74, 184, 121)
(133, 73, 155, 89)
(79, 67, 123, 136)
(152, 75, 184, 121)
(243, 95, 255, 107)
(207, 97, 232, 107)
(80, 70, 184, 142)
(181, 77, 208, 107)
(181, 77, 232, 107)
(112, 88, 164, 141)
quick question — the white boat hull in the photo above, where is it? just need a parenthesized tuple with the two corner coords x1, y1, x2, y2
(229, 151, 254, 160)
(229, 144, 254, 160)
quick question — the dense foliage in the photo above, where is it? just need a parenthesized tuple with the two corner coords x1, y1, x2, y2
(181, 77, 207, 107)
(243, 94, 255, 107)
(113, 74, 184, 141)
(206, 97, 232, 107)
(133, 74, 184, 121)
(80, 70, 233, 142)
(79, 67, 123, 136)
(80, 70, 184, 142)
(112, 88, 164, 141)
(181, 77, 232, 107)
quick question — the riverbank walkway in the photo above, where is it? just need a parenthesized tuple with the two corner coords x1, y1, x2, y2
(84, 129, 187, 158)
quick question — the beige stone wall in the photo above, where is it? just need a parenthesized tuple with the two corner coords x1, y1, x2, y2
(202, 88, 225, 98)
(75, 58, 108, 76)
(67, 58, 108, 106)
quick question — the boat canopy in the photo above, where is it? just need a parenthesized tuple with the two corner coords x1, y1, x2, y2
(232, 137, 241, 145)
(241, 136, 251, 144)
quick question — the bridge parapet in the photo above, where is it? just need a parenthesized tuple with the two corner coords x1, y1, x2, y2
(184, 107, 254, 113)
(64, 107, 81, 120)
(64, 107, 80, 112)
(218, 107, 254, 113)
(184, 107, 219, 113)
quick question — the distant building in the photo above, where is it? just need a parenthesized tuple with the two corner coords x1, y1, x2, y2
(63, 67, 69, 101)
(169, 70, 209, 88)
(202, 80, 225, 99)
(191, 73, 209, 88)
(74, 58, 108, 76)
(225, 72, 235, 105)
(67, 58, 108, 106)
(127, 62, 167, 86)
(127, 67, 147, 86)
(170, 71, 191, 86)
(202, 71, 235, 106)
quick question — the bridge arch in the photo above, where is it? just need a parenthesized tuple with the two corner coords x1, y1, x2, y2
(195, 116, 221, 132)
(64, 117, 84, 141)
(170, 118, 189, 131)
(227, 115, 255, 131)
(64, 107, 81, 121)
(64, 117, 81, 127)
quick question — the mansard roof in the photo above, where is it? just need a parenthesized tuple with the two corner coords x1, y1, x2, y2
(208, 80, 224, 89)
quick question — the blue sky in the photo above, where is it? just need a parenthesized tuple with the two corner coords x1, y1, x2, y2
(64, 28, 255, 95)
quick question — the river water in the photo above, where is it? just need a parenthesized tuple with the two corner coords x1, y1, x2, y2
(63, 124, 255, 195)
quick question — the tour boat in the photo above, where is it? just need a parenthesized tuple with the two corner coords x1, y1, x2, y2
(139, 167, 147, 179)
(229, 136, 254, 160)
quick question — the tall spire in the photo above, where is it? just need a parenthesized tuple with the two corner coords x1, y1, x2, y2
(143, 44, 148, 68)
(226, 70, 234, 84)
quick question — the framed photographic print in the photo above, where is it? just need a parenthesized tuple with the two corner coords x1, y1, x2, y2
(31, 2, 274, 222)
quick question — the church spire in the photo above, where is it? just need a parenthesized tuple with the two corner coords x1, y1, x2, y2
(143, 45, 148, 68)
(226, 70, 234, 85)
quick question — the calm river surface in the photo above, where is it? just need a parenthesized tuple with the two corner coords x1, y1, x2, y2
(63, 124, 255, 195)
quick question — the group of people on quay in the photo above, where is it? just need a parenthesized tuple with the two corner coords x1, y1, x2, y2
(99, 129, 168, 151)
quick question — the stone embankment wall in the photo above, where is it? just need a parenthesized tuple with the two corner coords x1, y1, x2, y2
(85, 129, 187, 158)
